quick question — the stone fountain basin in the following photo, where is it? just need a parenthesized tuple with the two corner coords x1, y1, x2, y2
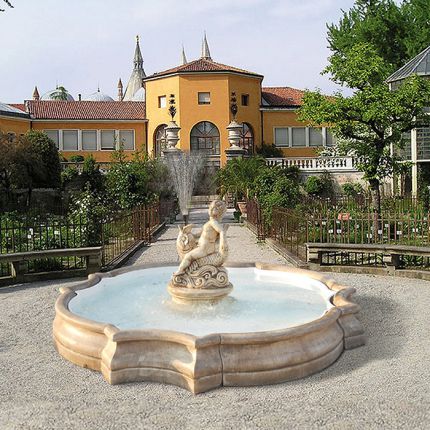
(53, 263, 365, 394)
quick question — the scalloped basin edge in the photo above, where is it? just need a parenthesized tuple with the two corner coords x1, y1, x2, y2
(53, 262, 366, 394)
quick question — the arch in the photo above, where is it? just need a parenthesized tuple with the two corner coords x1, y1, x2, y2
(190, 121, 220, 155)
(153, 124, 168, 157)
(240, 122, 254, 155)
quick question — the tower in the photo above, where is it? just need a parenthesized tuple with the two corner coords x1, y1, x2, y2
(123, 35, 147, 101)
(182, 45, 188, 65)
(117, 78, 123, 101)
(201, 32, 212, 60)
(32, 86, 40, 100)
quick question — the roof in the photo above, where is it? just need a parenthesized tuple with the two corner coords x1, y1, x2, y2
(261, 87, 305, 108)
(146, 58, 263, 80)
(387, 45, 430, 83)
(0, 101, 30, 119)
(25, 101, 146, 120)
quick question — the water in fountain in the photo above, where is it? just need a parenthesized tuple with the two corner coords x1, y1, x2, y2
(165, 152, 205, 222)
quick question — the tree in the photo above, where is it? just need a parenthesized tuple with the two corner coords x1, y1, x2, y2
(0, 133, 45, 204)
(50, 86, 69, 101)
(327, 0, 430, 73)
(299, 43, 430, 227)
(26, 130, 61, 188)
(0, 0, 13, 12)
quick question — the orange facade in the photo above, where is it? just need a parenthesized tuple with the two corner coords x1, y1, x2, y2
(32, 121, 147, 162)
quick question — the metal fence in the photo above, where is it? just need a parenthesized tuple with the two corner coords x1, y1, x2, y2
(245, 198, 430, 264)
(246, 199, 266, 240)
(0, 199, 175, 277)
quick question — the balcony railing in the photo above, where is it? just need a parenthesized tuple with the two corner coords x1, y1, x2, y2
(265, 156, 358, 172)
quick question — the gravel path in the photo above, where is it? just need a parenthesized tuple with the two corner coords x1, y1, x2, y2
(0, 218, 429, 429)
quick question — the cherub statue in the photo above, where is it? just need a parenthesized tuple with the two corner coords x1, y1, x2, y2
(174, 200, 229, 276)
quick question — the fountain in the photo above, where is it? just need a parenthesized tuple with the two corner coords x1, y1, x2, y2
(164, 151, 205, 225)
(168, 200, 233, 303)
(53, 199, 365, 394)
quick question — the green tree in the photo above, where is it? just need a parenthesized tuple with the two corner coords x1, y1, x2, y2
(0, 133, 45, 204)
(299, 43, 430, 223)
(26, 130, 61, 188)
(327, 0, 430, 73)
(50, 86, 69, 101)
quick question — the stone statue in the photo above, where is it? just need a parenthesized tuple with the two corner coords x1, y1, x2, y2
(168, 200, 233, 299)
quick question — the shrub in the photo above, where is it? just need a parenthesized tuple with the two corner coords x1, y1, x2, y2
(305, 176, 325, 196)
(254, 167, 301, 223)
(342, 182, 364, 197)
(256, 143, 283, 158)
(69, 155, 85, 163)
(305, 171, 334, 197)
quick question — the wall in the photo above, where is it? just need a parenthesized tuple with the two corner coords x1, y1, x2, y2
(228, 74, 262, 158)
(0, 116, 31, 136)
(32, 121, 147, 162)
(262, 110, 318, 157)
(146, 72, 262, 165)
(145, 75, 180, 156)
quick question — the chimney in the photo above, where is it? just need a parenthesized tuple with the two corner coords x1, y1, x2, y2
(78, 94, 82, 101)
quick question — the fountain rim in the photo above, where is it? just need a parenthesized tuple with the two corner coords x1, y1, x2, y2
(55, 262, 359, 346)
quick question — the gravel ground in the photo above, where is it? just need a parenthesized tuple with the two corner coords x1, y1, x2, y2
(0, 219, 429, 429)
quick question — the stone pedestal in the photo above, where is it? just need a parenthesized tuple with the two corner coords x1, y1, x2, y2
(163, 121, 181, 153)
(226, 120, 246, 161)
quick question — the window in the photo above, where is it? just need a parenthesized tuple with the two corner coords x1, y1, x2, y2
(198, 92, 211, 105)
(101, 130, 116, 150)
(291, 127, 306, 147)
(417, 127, 430, 160)
(82, 130, 97, 150)
(398, 131, 412, 160)
(309, 128, 323, 147)
(44, 130, 59, 149)
(63, 130, 78, 150)
(240, 123, 254, 155)
(119, 130, 134, 150)
(241, 94, 249, 106)
(154, 124, 168, 157)
(274, 127, 289, 147)
(158, 96, 166, 108)
(326, 130, 336, 147)
(190, 121, 220, 155)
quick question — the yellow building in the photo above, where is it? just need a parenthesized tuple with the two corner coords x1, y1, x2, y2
(1, 35, 335, 166)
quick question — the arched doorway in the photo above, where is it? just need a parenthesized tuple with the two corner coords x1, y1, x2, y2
(153, 124, 167, 157)
(240, 122, 254, 155)
(190, 121, 220, 155)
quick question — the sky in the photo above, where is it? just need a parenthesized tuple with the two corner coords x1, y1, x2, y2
(0, 0, 356, 103)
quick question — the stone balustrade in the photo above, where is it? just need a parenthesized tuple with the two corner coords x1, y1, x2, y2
(266, 156, 358, 172)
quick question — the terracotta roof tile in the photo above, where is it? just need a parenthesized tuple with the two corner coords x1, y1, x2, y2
(147, 58, 263, 79)
(9, 103, 26, 112)
(25, 101, 146, 120)
(261, 87, 305, 107)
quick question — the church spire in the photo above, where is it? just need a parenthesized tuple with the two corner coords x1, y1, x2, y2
(181, 45, 188, 65)
(32, 86, 40, 100)
(133, 35, 145, 73)
(117, 78, 123, 101)
(201, 31, 212, 60)
(123, 36, 146, 101)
